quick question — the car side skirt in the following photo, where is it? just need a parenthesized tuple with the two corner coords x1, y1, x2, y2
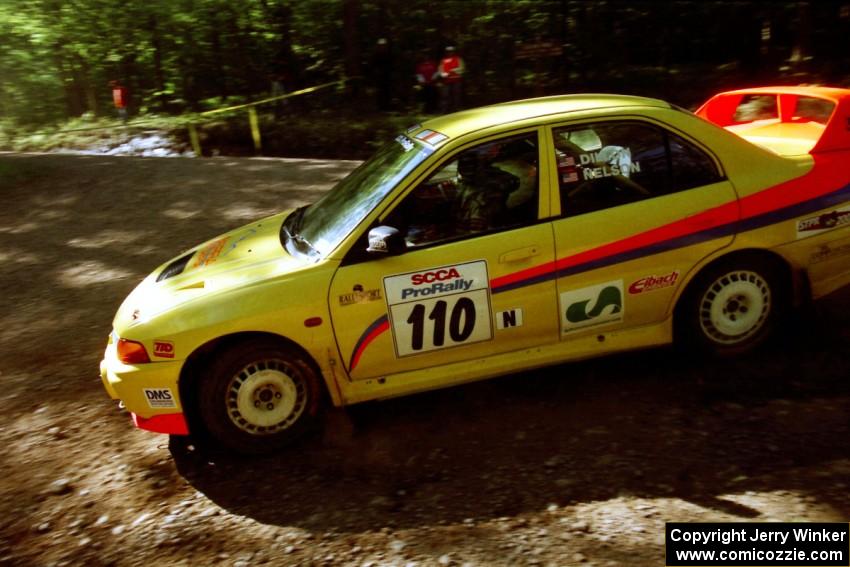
(337, 317, 672, 405)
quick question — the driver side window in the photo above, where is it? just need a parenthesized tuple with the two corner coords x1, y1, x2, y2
(386, 133, 540, 248)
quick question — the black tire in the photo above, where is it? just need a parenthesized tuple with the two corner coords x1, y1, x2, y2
(678, 257, 788, 356)
(198, 338, 323, 454)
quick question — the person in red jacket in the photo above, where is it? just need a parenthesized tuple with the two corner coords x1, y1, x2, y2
(415, 52, 438, 113)
(110, 80, 128, 122)
(437, 45, 465, 113)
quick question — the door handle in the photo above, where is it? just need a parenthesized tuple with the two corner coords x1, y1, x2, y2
(499, 246, 540, 263)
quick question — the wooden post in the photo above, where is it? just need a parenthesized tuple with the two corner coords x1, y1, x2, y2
(188, 123, 202, 157)
(248, 107, 262, 154)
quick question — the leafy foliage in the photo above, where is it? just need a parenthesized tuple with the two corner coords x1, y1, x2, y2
(1, 1, 849, 146)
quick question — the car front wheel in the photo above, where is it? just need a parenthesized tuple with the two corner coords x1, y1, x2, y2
(198, 338, 323, 453)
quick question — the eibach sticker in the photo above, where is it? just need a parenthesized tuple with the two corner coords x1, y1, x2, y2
(796, 206, 850, 239)
(628, 271, 679, 294)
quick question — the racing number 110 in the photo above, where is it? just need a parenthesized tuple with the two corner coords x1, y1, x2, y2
(406, 298, 475, 351)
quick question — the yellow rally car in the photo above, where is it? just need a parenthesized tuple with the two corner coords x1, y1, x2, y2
(101, 86, 850, 453)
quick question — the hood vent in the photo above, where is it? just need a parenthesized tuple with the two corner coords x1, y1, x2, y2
(156, 252, 194, 282)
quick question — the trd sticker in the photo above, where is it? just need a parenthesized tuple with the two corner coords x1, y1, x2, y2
(796, 206, 850, 239)
(339, 287, 382, 306)
(194, 237, 228, 267)
(384, 261, 493, 357)
(496, 308, 523, 329)
(628, 271, 679, 294)
(560, 280, 624, 334)
(144, 388, 176, 409)
(153, 340, 175, 359)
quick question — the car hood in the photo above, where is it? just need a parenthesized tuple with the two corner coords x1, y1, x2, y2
(114, 210, 309, 330)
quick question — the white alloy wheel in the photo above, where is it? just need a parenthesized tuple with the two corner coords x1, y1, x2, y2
(226, 359, 306, 435)
(698, 270, 771, 345)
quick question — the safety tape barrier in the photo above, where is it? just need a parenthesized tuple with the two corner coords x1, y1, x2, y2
(198, 80, 343, 116)
(17, 78, 350, 137)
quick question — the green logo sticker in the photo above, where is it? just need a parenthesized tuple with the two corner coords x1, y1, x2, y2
(560, 280, 624, 333)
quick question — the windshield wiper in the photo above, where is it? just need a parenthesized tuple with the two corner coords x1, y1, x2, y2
(283, 205, 307, 234)
(282, 205, 318, 256)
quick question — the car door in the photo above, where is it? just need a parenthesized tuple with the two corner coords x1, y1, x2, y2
(547, 118, 739, 337)
(328, 129, 560, 380)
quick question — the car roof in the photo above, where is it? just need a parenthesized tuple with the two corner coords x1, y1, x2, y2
(415, 94, 671, 141)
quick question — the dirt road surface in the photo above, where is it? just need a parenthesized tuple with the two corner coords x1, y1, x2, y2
(1, 153, 849, 567)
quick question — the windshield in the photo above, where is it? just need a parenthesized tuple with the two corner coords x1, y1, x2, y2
(294, 137, 433, 257)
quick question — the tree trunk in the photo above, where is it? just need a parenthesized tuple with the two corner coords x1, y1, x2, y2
(789, 1, 811, 73)
(210, 10, 229, 100)
(148, 14, 167, 111)
(54, 50, 81, 118)
(343, 0, 361, 95)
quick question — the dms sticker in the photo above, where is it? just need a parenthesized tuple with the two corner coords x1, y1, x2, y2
(153, 340, 175, 359)
(796, 206, 850, 239)
(559, 280, 624, 334)
(143, 388, 176, 409)
(384, 261, 493, 357)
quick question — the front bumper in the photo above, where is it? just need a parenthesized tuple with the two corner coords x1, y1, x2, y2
(131, 411, 189, 435)
(100, 338, 190, 436)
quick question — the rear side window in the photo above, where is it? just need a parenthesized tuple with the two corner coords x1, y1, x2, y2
(793, 97, 835, 124)
(668, 133, 723, 191)
(733, 95, 777, 123)
(553, 121, 722, 217)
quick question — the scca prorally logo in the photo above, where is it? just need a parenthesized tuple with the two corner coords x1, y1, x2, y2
(402, 267, 473, 299)
(560, 280, 624, 333)
(628, 271, 679, 294)
(411, 268, 460, 285)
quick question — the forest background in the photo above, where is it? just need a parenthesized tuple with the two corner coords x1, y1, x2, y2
(2, 0, 849, 158)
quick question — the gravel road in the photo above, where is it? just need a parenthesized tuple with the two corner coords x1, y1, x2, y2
(1, 152, 848, 567)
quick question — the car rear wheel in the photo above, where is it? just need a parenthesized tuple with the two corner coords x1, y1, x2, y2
(198, 338, 323, 454)
(680, 258, 787, 356)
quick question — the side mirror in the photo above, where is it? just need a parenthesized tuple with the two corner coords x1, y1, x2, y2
(367, 226, 405, 255)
